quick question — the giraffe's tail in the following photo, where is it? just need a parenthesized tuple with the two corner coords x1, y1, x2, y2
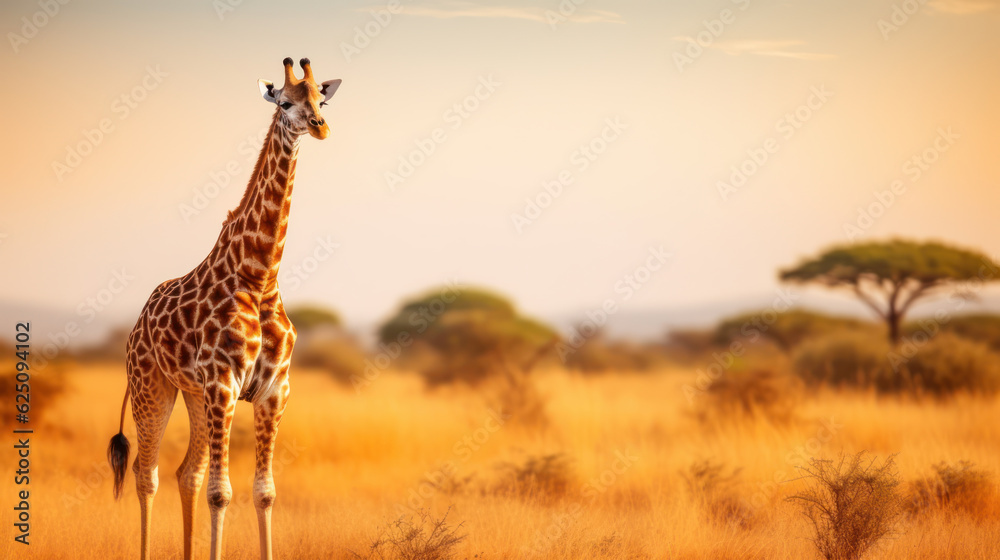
(107, 387, 131, 500)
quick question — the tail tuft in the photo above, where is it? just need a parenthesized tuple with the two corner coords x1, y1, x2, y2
(107, 432, 130, 500)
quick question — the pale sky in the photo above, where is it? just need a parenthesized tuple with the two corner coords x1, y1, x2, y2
(1, 0, 999, 335)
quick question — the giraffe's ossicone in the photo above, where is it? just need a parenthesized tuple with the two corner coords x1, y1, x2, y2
(107, 57, 342, 560)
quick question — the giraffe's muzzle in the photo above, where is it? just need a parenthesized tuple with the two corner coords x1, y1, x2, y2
(307, 117, 330, 140)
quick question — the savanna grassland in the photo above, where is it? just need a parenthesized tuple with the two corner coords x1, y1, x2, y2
(2, 363, 999, 560)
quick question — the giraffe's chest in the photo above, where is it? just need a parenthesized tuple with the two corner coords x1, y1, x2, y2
(210, 291, 265, 371)
(150, 288, 267, 388)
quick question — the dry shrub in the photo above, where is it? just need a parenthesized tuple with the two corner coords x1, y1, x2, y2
(589, 533, 622, 557)
(696, 369, 800, 425)
(0, 364, 67, 429)
(492, 453, 573, 503)
(681, 460, 758, 530)
(906, 461, 999, 521)
(425, 469, 475, 497)
(351, 508, 466, 560)
(482, 362, 548, 429)
(789, 453, 902, 560)
(682, 460, 740, 497)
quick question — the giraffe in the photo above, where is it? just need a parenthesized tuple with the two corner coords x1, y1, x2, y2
(106, 57, 342, 560)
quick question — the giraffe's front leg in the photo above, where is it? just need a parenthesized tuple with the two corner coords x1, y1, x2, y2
(204, 379, 238, 560)
(177, 391, 210, 560)
(253, 374, 290, 560)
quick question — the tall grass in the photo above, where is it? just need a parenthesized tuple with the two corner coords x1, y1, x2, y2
(1, 365, 999, 559)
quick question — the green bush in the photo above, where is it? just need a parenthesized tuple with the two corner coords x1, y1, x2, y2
(287, 305, 342, 331)
(714, 309, 881, 353)
(293, 332, 367, 384)
(910, 314, 1000, 352)
(564, 337, 668, 373)
(792, 330, 1000, 396)
(792, 331, 894, 390)
(378, 286, 559, 385)
(663, 329, 717, 363)
(892, 332, 1000, 395)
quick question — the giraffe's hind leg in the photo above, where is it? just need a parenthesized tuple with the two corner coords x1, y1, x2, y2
(177, 391, 210, 560)
(129, 358, 178, 560)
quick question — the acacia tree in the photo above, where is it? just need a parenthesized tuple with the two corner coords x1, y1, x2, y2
(780, 240, 998, 344)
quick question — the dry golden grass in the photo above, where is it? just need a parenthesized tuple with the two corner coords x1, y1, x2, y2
(2, 365, 1000, 559)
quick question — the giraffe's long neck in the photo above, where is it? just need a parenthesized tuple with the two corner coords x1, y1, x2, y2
(215, 111, 301, 296)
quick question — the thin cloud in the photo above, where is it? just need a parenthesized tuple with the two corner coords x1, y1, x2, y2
(672, 38, 837, 60)
(362, 1, 624, 25)
(927, 0, 998, 14)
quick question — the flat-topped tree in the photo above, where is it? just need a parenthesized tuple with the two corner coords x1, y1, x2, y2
(780, 239, 998, 344)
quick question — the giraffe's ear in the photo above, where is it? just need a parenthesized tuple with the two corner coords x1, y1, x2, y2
(320, 79, 342, 103)
(258, 79, 279, 104)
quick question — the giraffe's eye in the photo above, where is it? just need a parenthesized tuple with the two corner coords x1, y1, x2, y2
(279, 101, 293, 110)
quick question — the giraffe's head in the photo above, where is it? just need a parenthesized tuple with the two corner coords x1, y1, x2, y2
(258, 57, 342, 140)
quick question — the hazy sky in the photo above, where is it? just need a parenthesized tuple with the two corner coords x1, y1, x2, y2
(2, 0, 999, 333)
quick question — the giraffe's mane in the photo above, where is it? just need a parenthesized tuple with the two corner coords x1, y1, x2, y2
(223, 110, 282, 226)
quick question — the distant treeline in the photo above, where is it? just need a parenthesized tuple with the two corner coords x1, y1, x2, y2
(38, 286, 1000, 399)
